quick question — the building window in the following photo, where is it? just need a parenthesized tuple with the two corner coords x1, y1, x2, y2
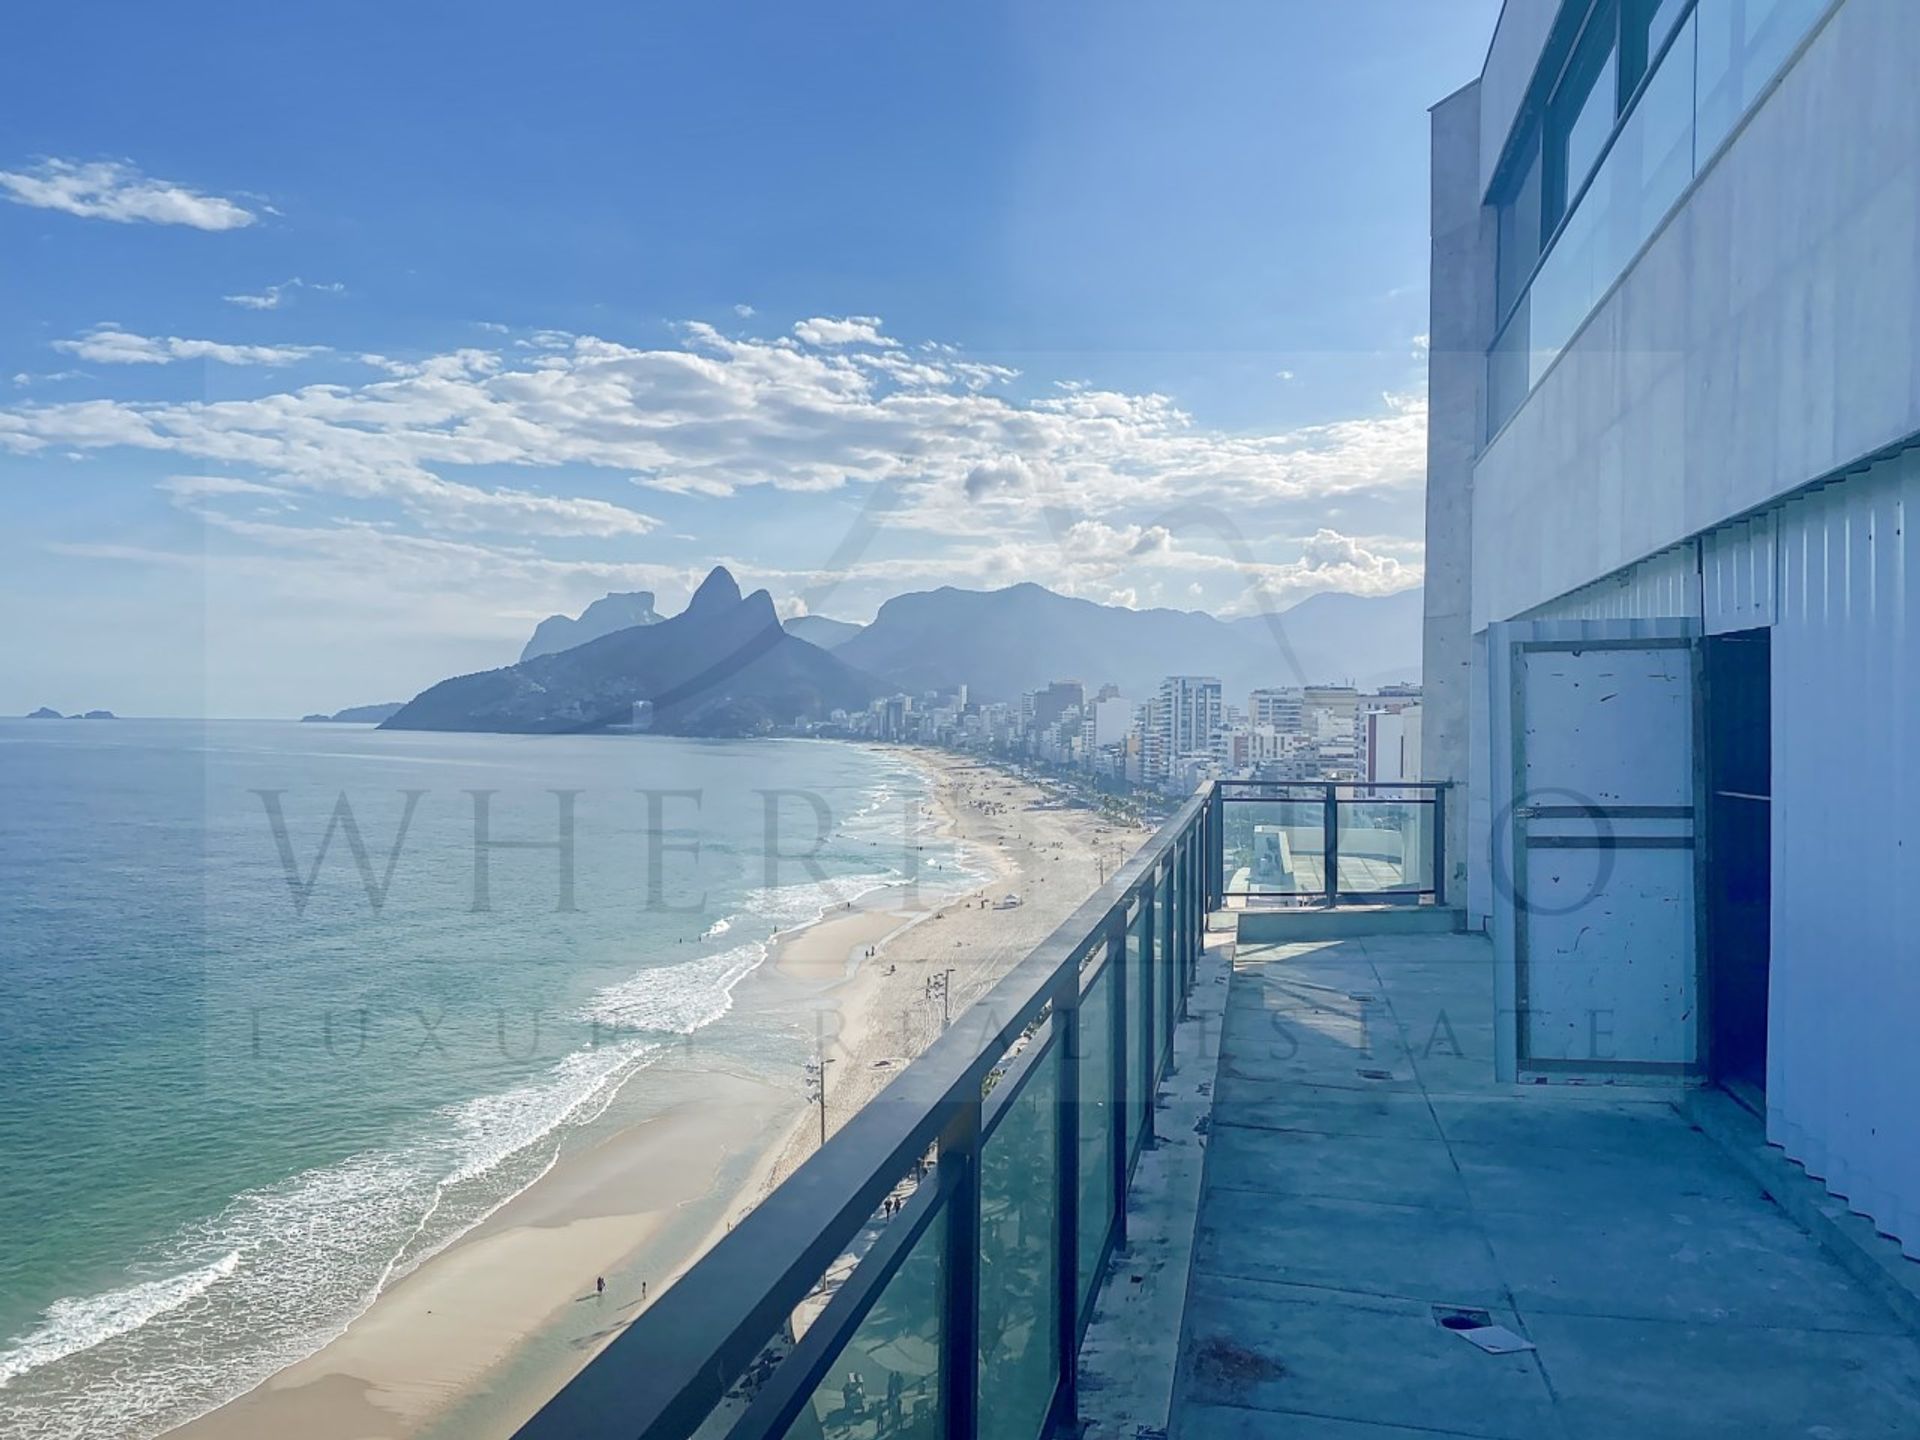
(1484, 0, 1834, 441)
(1495, 134, 1544, 322)
(1547, 10, 1620, 229)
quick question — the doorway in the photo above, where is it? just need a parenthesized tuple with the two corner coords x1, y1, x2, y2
(1703, 628, 1771, 1108)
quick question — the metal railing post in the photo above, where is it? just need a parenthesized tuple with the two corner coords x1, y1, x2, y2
(1178, 836, 1193, 1020)
(1322, 782, 1339, 907)
(1206, 784, 1223, 911)
(939, 1101, 981, 1440)
(1053, 997, 1079, 1433)
(1433, 784, 1448, 907)
(1138, 882, 1156, 1148)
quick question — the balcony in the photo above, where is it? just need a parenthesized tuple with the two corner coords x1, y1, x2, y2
(512, 780, 1920, 1440)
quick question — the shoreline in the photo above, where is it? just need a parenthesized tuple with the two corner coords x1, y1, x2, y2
(167, 745, 1129, 1440)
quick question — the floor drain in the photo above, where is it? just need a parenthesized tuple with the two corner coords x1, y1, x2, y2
(1432, 1305, 1493, 1331)
(1356, 1067, 1393, 1081)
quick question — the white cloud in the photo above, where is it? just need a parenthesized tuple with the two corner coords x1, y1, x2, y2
(53, 326, 325, 368)
(792, 315, 897, 348)
(4, 318, 1422, 557)
(223, 277, 345, 310)
(157, 474, 292, 500)
(733, 303, 756, 318)
(1226, 528, 1422, 608)
(0, 159, 256, 230)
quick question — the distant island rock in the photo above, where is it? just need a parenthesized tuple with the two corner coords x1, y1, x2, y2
(520, 591, 661, 662)
(80, 710, 116, 720)
(386, 567, 877, 737)
(300, 702, 407, 725)
(26, 707, 64, 719)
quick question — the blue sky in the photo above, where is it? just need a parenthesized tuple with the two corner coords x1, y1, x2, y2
(0, 1, 1497, 717)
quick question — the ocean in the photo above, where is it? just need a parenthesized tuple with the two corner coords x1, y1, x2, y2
(0, 719, 968, 1438)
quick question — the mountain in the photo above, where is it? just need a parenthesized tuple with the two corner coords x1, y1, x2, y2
(1228, 586, 1426, 690)
(834, 582, 1422, 702)
(782, 615, 863, 650)
(301, 702, 406, 724)
(26, 707, 63, 719)
(386, 568, 878, 736)
(520, 591, 661, 662)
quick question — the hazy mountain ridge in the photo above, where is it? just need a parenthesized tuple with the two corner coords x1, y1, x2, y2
(386, 569, 876, 735)
(835, 582, 1422, 701)
(782, 615, 863, 650)
(519, 591, 661, 662)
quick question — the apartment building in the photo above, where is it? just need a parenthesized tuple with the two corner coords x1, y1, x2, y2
(1425, 0, 1920, 1253)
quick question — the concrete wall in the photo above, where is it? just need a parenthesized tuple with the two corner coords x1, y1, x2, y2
(1472, 0, 1920, 629)
(1423, 82, 1492, 910)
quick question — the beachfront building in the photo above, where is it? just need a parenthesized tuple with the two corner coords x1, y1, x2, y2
(1425, 0, 1920, 1255)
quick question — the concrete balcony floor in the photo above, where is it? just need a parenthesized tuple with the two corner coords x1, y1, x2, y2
(1171, 932, 1920, 1440)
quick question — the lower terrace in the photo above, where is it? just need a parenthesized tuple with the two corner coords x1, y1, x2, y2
(510, 783, 1920, 1440)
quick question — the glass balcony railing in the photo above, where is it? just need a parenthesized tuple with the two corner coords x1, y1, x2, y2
(511, 782, 1215, 1440)
(1215, 780, 1447, 906)
(1487, 0, 1834, 438)
(502, 777, 1450, 1440)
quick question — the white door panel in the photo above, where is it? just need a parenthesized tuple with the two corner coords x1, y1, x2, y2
(1489, 619, 1701, 1082)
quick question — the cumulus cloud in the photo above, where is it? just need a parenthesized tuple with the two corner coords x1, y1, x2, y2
(0, 159, 257, 230)
(792, 315, 897, 348)
(53, 326, 325, 367)
(1233, 528, 1421, 605)
(223, 277, 345, 310)
(5, 316, 1424, 561)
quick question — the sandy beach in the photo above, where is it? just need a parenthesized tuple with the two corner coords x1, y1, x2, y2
(170, 747, 1132, 1440)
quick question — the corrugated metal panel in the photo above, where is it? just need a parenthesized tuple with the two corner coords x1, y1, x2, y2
(1519, 543, 1701, 624)
(1701, 513, 1778, 633)
(1770, 449, 1920, 1256)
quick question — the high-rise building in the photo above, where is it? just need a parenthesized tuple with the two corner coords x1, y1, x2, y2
(1158, 676, 1222, 760)
(1248, 687, 1304, 733)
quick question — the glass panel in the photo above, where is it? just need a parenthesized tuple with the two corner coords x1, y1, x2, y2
(1560, 44, 1619, 209)
(1487, 293, 1532, 438)
(978, 1042, 1060, 1440)
(1076, 961, 1114, 1312)
(1696, 0, 1827, 160)
(1126, 901, 1150, 1158)
(1527, 12, 1697, 387)
(1646, 0, 1687, 53)
(1495, 136, 1544, 322)
(1221, 794, 1325, 896)
(797, 1201, 943, 1440)
(1156, 867, 1174, 1071)
(1332, 791, 1437, 895)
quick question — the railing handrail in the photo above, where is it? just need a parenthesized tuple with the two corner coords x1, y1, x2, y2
(1215, 779, 1451, 791)
(512, 781, 1215, 1440)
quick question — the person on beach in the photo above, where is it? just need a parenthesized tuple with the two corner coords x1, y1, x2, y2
(596, 1276, 605, 1297)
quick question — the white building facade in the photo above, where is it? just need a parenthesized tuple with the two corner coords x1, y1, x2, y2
(1427, 0, 1920, 1254)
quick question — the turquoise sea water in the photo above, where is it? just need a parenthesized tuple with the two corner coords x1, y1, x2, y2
(0, 720, 966, 1438)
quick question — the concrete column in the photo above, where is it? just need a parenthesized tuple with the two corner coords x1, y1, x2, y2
(1422, 81, 1493, 913)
